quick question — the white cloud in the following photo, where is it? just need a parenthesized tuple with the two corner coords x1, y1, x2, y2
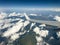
(0, 12, 7, 19)
(10, 29, 26, 41)
(36, 36, 43, 42)
(49, 36, 54, 40)
(33, 27, 40, 34)
(9, 12, 17, 17)
(39, 24, 46, 29)
(36, 36, 45, 45)
(54, 16, 60, 22)
(0, 20, 4, 24)
(0, 19, 10, 29)
(0, 11, 58, 45)
(24, 21, 30, 27)
(48, 14, 53, 17)
(10, 33, 20, 41)
(30, 23, 36, 29)
(27, 30, 30, 32)
(17, 13, 21, 15)
(9, 12, 24, 17)
(57, 31, 60, 38)
(30, 14, 37, 16)
(0, 19, 15, 29)
(19, 8, 60, 12)
(2, 23, 14, 29)
(33, 26, 48, 37)
(2, 20, 24, 37)
(10, 30, 26, 41)
(51, 8, 60, 12)
(39, 24, 46, 27)
(39, 30, 49, 37)
(19, 30, 26, 35)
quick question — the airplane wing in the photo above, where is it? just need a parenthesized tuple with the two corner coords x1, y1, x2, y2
(24, 13, 60, 28)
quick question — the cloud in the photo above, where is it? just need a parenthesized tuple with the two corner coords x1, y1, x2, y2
(33, 27, 40, 34)
(17, 13, 21, 15)
(54, 16, 60, 22)
(0, 12, 7, 19)
(18, 8, 60, 12)
(39, 30, 49, 37)
(24, 21, 30, 27)
(9, 12, 24, 17)
(1, 23, 14, 29)
(9, 12, 17, 17)
(10, 29, 26, 41)
(48, 14, 53, 17)
(36, 36, 44, 45)
(39, 24, 46, 27)
(0, 11, 59, 45)
(30, 14, 37, 16)
(10, 33, 20, 41)
(49, 36, 54, 40)
(19, 30, 26, 35)
(30, 23, 36, 29)
(0, 19, 10, 29)
(33, 26, 48, 37)
(0, 19, 15, 29)
(57, 31, 60, 38)
(36, 36, 43, 42)
(0, 20, 4, 26)
(2, 20, 24, 37)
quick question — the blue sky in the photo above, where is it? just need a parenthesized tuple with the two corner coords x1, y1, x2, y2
(0, 0, 60, 8)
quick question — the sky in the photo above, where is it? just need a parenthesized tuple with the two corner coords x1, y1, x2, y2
(0, 0, 60, 8)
